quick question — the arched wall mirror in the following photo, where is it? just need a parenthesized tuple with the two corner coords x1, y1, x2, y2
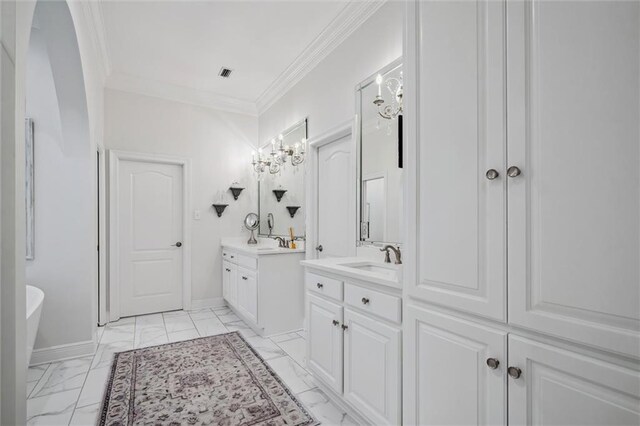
(356, 59, 403, 246)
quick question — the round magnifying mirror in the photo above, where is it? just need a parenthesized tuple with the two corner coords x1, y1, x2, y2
(244, 213, 259, 244)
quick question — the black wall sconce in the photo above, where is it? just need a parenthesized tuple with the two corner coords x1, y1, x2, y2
(212, 204, 228, 217)
(229, 182, 245, 201)
(273, 189, 287, 202)
(286, 206, 300, 218)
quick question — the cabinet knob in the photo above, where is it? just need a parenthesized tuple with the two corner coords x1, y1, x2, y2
(317, 283, 324, 289)
(508, 366, 522, 379)
(316, 245, 323, 252)
(225, 268, 230, 272)
(361, 297, 370, 305)
(332, 320, 340, 326)
(486, 358, 500, 370)
(230, 255, 235, 259)
(341, 324, 348, 331)
(242, 276, 248, 280)
(507, 166, 522, 178)
(485, 169, 499, 180)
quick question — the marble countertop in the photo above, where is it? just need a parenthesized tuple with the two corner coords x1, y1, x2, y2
(300, 257, 402, 289)
(221, 238, 306, 256)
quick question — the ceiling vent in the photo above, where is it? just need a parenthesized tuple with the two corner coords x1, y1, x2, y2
(218, 67, 233, 78)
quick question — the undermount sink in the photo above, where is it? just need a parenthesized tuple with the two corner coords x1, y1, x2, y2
(341, 261, 399, 279)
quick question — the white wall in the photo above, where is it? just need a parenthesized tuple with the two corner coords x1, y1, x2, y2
(258, 2, 403, 142)
(23, 1, 101, 358)
(104, 89, 258, 305)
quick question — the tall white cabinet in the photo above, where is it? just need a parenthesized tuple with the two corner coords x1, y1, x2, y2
(404, 0, 640, 424)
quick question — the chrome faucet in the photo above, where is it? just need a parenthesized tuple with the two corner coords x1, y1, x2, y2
(273, 236, 288, 248)
(380, 245, 402, 264)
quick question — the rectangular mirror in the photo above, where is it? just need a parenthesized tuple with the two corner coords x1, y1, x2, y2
(356, 59, 403, 245)
(258, 118, 307, 238)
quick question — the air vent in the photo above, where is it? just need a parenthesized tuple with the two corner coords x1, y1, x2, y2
(218, 67, 233, 78)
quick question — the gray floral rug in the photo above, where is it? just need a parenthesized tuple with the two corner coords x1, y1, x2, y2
(99, 332, 318, 425)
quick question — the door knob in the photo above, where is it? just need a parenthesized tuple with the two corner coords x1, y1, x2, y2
(485, 169, 499, 180)
(507, 166, 522, 178)
(508, 366, 522, 379)
(486, 358, 500, 369)
(316, 245, 323, 252)
(172, 242, 182, 247)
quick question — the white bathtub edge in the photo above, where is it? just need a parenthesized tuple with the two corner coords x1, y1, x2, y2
(29, 339, 96, 366)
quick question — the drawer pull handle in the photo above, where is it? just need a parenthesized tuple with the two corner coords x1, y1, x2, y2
(317, 283, 324, 289)
(332, 320, 340, 326)
(508, 366, 522, 379)
(486, 358, 500, 370)
(361, 297, 370, 305)
(341, 324, 348, 331)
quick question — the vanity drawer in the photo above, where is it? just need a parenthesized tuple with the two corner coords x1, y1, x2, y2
(235, 254, 257, 270)
(222, 250, 237, 261)
(306, 272, 343, 301)
(344, 283, 401, 324)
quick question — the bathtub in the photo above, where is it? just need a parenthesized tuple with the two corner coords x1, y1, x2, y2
(26, 285, 44, 364)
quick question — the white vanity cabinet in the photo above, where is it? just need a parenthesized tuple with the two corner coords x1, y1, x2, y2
(221, 243, 305, 336)
(404, 0, 640, 424)
(303, 264, 402, 426)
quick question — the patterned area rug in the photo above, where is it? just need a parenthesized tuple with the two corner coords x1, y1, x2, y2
(99, 332, 318, 426)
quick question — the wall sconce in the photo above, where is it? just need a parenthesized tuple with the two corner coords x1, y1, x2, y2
(229, 182, 245, 200)
(273, 188, 287, 202)
(286, 206, 300, 218)
(212, 204, 228, 217)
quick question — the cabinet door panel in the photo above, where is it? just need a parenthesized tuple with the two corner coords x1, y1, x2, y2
(237, 268, 257, 324)
(508, 335, 640, 426)
(412, 0, 506, 321)
(228, 263, 237, 307)
(507, 0, 640, 357)
(222, 260, 231, 302)
(307, 294, 343, 393)
(344, 309, 401, 425)
(404, 305, 507, 425)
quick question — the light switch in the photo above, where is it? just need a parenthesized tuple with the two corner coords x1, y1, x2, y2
(193, 210, 201, 220)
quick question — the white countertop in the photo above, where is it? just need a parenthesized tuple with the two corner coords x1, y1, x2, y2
(221, 238, 306, 256)
(301, 257, 402, 289)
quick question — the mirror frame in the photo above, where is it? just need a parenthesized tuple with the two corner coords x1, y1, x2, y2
(257, 118, 308, 238)
(355, 57, 403, 246)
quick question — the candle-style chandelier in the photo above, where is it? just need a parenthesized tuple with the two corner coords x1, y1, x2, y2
(251, 134, 306, 180)
(373, 71, 403, 120)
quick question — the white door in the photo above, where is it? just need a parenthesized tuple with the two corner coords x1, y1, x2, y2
(507, 0, 640, 358)
(410, 0, 507, 321)
(117, 159, 183, 316)
(508, 335, 640, 426)
(237, 267, 257, 324)
(343, 309, 401, 425)
(317, 135, 353, 258)
(404, 305, 507, 426)
(307, 293, 343, 393)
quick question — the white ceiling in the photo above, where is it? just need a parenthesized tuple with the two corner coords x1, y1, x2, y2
(98, 1, 375, 115)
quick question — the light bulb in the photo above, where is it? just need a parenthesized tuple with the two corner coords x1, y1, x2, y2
(376, 74, 383, 85)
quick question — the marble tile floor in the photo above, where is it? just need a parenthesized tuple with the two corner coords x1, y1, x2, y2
(26, 306, 358, 426)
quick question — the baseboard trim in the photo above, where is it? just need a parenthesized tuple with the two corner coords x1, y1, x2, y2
(30, 339, 97, 366)
(190, 297, 226, 310)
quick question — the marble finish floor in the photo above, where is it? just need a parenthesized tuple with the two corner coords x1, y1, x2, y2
(27, 306, 359, 426)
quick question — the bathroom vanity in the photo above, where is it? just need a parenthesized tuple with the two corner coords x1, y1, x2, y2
(221, 239, 305, 336)
(301, 257, 402, 425)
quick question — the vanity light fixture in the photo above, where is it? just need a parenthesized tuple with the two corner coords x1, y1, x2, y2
(251, 136, 306, 180)
(212, 203, 228, 217)
(228, 182, 245, 200)
(374, 72, 403, 120)
(286, 206, 301, 218)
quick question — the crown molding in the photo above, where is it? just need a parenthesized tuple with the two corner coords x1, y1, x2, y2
(106, 72, 259, 116)
(81, 1, 112, 81)
(255, 0, 387, 115)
